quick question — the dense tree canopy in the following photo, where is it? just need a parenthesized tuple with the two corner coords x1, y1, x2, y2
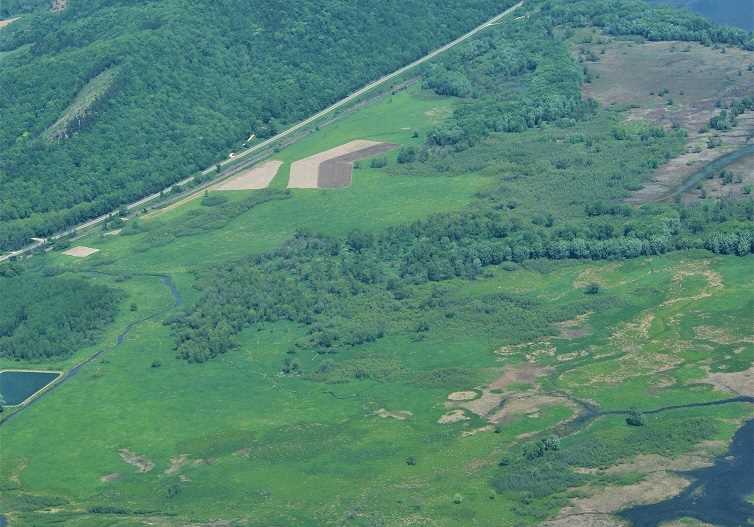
(0, 272, 121, 360)
(0, 0, 518, 251)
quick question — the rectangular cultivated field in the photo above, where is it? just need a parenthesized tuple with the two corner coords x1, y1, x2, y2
(214, 160, 282, 190)
(288, 140, 397, 189)
(63, 246, 99, 258)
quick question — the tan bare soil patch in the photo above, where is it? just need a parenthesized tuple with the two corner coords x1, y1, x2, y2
(100, 473, 121, 483)
(703, 365, 754, 397)
(557, 312, 593, 339)
(118, 448, 155, 473)
(575, 38, 754, 203)
(374, 408, 413, 421)
(0, 17, 19, 29)
(437, 409, 469, 424)
(447, 391, 478, 401)
(318, 143, 397, 188)
(164, 454, 190, 475)
(214, 160, 282, 190)
(288, 140, 394, 189)
(51, 0, 67, 12)
(63, 246, 99, 258)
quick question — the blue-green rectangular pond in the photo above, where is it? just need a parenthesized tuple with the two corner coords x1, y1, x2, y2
(0, 370, 61, 406)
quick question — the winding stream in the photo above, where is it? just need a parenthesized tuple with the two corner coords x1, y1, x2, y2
(660, 142, 754, 201)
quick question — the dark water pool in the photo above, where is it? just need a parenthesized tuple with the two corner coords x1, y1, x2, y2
(619, 418, 754, 526)
(0, 370, 60, 406)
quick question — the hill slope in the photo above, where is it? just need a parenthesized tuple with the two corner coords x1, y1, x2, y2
(0, 0, 515, 251)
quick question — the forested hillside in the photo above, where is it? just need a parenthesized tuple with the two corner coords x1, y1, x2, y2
(649, 0, 754, 31)
(0, 0, 515, 251)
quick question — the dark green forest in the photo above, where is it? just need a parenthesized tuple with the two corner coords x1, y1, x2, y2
(0, 0, 517, 251)
(0, 266, 121, 360)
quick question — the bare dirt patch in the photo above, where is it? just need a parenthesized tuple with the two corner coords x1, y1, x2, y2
(288, 140, 396, 189)
(437, 409, 469, 424)
(164, 454, 190, 475)
(118, 449, 155, 473)
(63, 246, 99, 258)
(374, 408, 413, 421)
(100, 473, 121, 483)
(0, 17, 19, 29)
(702, 365, 754, 397)
(318, 143, 397, 188)
(575, 37, 754, 203)
(214, 160, 282, 190)
(51, 0, 67, 12)
(447, 391, 478, 402)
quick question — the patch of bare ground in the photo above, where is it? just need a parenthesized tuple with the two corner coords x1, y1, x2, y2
(437, 409, 469, 424)
(100, 473, 120, 483)
(694, 325, 754, 346)
(374, 408, 413, 421)
(575, 37, 754, 203)
(51, 0, 67, 12)
(214, 160, 282, 190)
(0, 17, 19, 29)
(164, 454, 190, 475)
(447, 390, 478, 401)
(702, 365, 754, 397)
(118, 448, 155, 473)
(557, 311, 593, 339)
(62, 246, 99, 258)
(8, 460, 27, 486)
(318, 143, 397, 188)
(443, 365, 580, 432)
(288, 140, 394, 189)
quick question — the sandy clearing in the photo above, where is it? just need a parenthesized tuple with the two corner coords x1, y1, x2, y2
(0, 17, 19, 29)
(100, 472, 121, 483)
(447, 391, 478, 401)
(375, 408, 413, 420)
(63, 246, 99, 258)
(118, 448, 155, 473)
(288, 140, 387, 188)
(438, 409, 469, 424)
(214, 160, 282, 190)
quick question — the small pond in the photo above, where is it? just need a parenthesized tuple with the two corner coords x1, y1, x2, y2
(0, 370, 61, 406)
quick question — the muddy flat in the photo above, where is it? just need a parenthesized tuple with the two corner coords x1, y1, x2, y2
(214, 160, 282, 190)
(63, 246, 99, 258)
(288, 140, 395, 189)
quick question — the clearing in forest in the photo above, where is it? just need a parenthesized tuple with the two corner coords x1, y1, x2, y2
(214, 160, 282, 190)
(574, 36, 754, 202)
(288, 140, 397, 188)
(62, 246, 99, 258)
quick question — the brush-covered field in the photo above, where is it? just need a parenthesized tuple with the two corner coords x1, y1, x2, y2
(1, 1, 753, 526)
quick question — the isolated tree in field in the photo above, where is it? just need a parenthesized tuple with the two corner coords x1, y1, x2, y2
(626, 408, 646, 427)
